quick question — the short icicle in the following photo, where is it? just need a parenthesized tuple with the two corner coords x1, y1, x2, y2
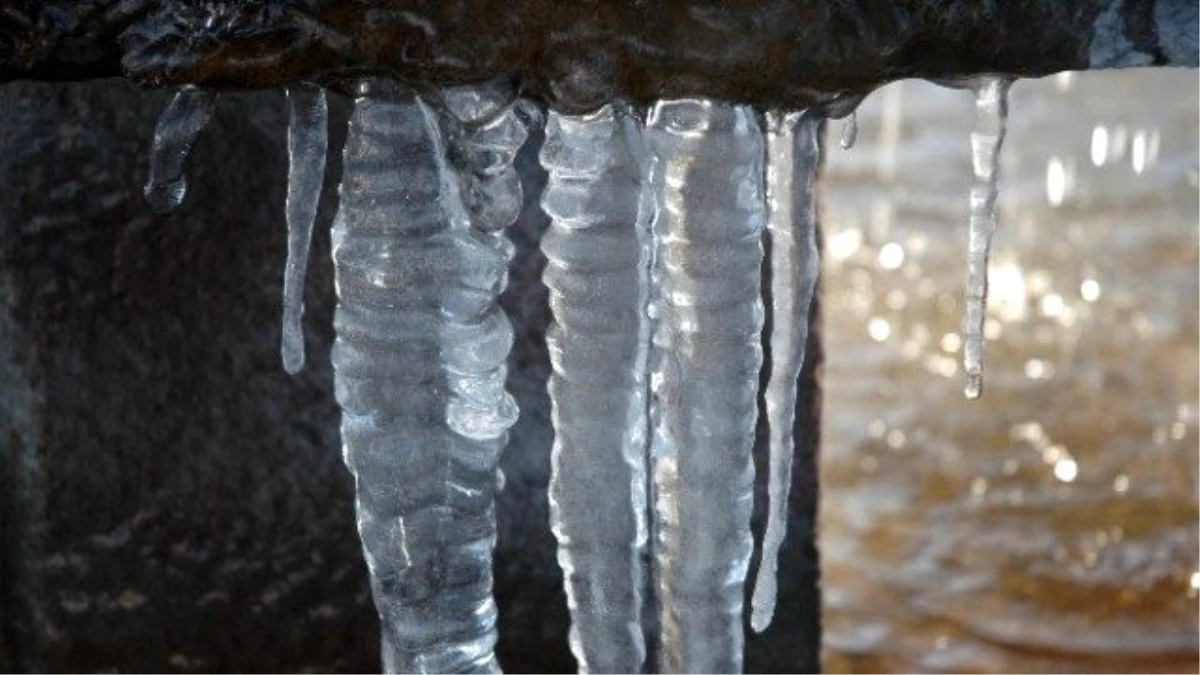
(280, 83, 328, 374)
(540, 103, 652, 674)
(962, 76, 1011, 399)
(332, 80, 523, 674)
(645, 99, 766, 674)
(144, 86, 218, 213)
(839, 110, 858, 149)
(751, 110, 823, 633)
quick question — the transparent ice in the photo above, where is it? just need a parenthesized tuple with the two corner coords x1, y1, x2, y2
(330, 82, 525, 674)
(542, 104, 653, 674)
(280, 83, 328, 374)
(751, 110, 823, 633)
(963, 76, 1011, 399)
(645, 100, 765, 674)
(144, 86, 217, 213)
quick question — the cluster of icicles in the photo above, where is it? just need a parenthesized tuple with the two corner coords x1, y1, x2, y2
(144, 75, 1010, 674)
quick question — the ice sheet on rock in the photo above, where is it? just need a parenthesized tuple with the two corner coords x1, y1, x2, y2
(645, 99, 765, 674)
(144, 86, 217, 213)
(332, 83, 522, 674)
(541, 103, 652, 675)
(280, 84, 328, 374)
(962, 76, 1011, 399)
(751, 110, 823, 633)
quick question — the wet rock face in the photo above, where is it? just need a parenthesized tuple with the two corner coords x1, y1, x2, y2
(0, 80, 819, 672)
(5, 1, 1198, 109)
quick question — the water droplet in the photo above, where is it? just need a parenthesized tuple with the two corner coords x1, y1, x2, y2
(1040, 293, 1065, 318)
(1046, 157, 1067, 206)
(878, 242, 905, 270)
(1053, 458, 1078, 483)
(1090, 126, 1108, 166)
(868, 317, 891, 342)
(970, 477, 988, 496)
(940, 333, 962, 353)
(1080, 279, 1101, 302)
(1112, 474, 1130, 493)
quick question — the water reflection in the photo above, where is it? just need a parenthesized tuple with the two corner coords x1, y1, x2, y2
(820, 70, 1199, 673)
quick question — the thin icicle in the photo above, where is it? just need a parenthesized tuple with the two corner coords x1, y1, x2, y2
(751, 110, 822, 633)
(144, 86, 217, 213)
(839, 111, 858, 149)
(280, 84, 328, 375)
(963, 76, 1011, 399)
(645, 99, 765, 674)
(541, 104, 652, 674)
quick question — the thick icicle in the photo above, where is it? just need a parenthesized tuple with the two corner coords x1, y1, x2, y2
(541, 104, 652, 674)
(962, 76, 1011, 399)
(645, 100, 766, 674)
(751, 110, 823, 633)
(280, 83, 328, 374)
(839, 111, 858, 149)
(332, 81, 522, 674)
(144, 86, 217, 213)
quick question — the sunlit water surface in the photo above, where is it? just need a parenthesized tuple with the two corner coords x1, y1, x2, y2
(820, 70, 1199, 673)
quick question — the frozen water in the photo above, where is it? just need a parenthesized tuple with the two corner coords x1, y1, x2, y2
(751, 110, 823, 633)
(645, 99, 765, 674)
(963, 77, 1011, 399)
(541, 103, 653, 674)
(840, 111, 858, 149)
(280, 84, 328, 374)
(331, 82, 524, 674)
(144, 86, 217, 213)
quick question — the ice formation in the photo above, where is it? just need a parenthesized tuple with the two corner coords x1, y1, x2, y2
(280, 83, 328, 374)
(330, 80, 525, 673)
(751, 110, 823, 633)
(962, 76, 1012, 399)
(144, 86, 217, 213)
(542, 104, 653, 674)
(254, 75, 1017, 674)
(644, 100, 766, 674)
(839, 111, 858, 149)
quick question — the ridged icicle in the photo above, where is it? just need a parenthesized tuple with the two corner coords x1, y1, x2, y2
(751, 110, 823, 633)
(280, 83, 328, 374)
(331, 80, 525, 674)
(645, 99, 766, 674)
(541, 104, 653, 674)
(963, 76, 1011, 399)
(144, 86, 217, 213)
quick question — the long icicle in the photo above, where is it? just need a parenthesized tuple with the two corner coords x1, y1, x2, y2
(541, 103, 652, 674)
(144, 86, 218, 213)
(280, 83, 328, 374)
(963, 76, 1011, 399)
(332, 81, 521, 674)
(751, 110, 823, 633)
(645, 99, 766, 674)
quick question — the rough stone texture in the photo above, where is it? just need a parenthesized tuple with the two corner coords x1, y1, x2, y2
(0, 80, 821, 673)
(2, 1, 1197, 111)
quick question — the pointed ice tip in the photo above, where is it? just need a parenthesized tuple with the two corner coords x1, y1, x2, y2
(964, 373, 983, 400)
(281, 334, 305, 375)
(750, 574, 778, 633)
(144, 178, 186, 213)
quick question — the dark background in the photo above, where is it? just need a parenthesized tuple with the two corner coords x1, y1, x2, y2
(0, 80, 821, 673)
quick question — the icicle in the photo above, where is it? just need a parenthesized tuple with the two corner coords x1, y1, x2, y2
(645, 99, 765, 674)
(839, 111, 858, 149)
(541, 104, 652, 674)
(332, 80, 525, 674)
(751, 110, 822, 633)
(962, 77, 1011, 400)
(280, 84, 328, 375)
(144, 86, 217, 213)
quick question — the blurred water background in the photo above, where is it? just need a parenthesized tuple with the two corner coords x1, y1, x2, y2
(818, 69, 1198, 673)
